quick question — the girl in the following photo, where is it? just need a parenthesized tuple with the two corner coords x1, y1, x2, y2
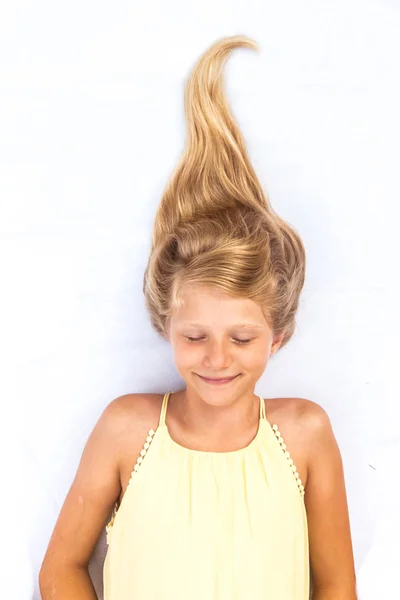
(39, 36, 357, 600)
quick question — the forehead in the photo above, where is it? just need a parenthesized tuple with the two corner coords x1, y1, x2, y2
(171, 285, 267, 327)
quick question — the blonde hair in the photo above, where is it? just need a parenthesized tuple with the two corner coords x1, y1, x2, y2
(143, 35, 306, 350)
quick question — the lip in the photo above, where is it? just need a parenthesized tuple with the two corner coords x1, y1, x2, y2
(196, 374, 240, 385)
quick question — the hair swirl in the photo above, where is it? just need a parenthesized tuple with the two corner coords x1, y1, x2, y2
(143, 35, 306, 350)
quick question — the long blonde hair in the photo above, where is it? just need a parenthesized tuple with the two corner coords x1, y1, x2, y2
(143, 36, 306, 350)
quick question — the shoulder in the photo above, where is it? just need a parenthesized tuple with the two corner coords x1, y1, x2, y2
(265, 397, 335, 483)
(266, 396, 332, 435)
(105, 392, 164, 420)
(99, 393, 164, 449)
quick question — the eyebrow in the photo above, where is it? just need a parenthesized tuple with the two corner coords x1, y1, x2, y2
(178, 322, 265, 329)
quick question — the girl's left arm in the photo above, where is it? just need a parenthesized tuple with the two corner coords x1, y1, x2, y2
(303, 403, 357, 600)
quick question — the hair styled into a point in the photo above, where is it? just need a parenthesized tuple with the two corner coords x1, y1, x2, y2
(143, 35, 306, 351)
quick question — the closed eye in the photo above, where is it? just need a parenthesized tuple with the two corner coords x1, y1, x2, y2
(186, 337, 254, 345)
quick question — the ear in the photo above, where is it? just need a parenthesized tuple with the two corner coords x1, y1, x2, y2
(270, 332, 285, 356)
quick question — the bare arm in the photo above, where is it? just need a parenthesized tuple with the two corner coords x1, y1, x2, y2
(39, 396, 132, 599)
(304, 403, 357, 599)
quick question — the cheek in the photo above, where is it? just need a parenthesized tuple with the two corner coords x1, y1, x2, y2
(172, 342, 203, 369)
(241, 338, 270, 372)
(241, 347, 268, 371)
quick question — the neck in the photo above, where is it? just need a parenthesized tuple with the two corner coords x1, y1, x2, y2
(173, 389, 260, 436)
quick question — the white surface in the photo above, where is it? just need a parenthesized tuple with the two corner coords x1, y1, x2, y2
(1, 1, 400, 598)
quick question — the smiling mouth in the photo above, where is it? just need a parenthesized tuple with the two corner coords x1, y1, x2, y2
(196, 374, 241, 384)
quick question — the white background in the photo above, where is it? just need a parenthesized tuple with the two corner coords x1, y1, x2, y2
(1, 1, 400, 598)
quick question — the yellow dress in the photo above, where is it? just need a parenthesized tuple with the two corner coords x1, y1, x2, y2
(103, 393, 310, 599)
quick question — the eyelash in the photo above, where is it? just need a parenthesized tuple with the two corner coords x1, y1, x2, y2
(186, 337, 254, 345)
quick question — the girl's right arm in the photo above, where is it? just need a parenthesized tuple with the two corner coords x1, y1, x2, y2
(38, 397, 131, 599)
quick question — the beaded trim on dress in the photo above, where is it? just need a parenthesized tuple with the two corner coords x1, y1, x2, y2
(105, 427, 156, 538)
(271, 424, 305, 497)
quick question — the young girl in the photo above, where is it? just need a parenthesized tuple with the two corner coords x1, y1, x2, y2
(39, 36, 357, 600)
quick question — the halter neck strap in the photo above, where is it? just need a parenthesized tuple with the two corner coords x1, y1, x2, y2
(159, 392, 171, 426)
(259, 395, 266, 420)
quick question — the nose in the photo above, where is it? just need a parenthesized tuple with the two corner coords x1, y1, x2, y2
(202, 339, 232, 371)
